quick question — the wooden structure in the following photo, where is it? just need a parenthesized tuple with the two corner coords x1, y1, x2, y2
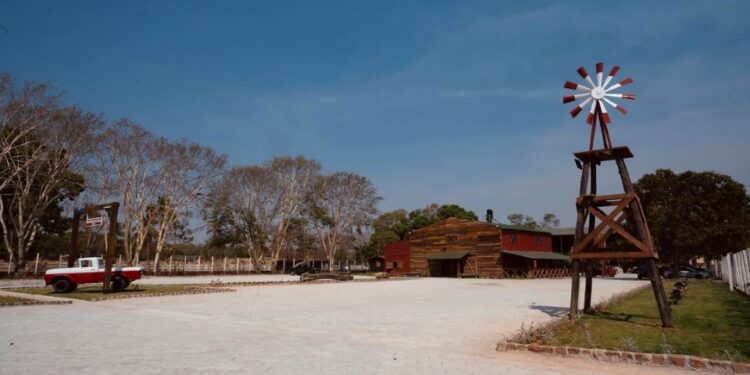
(563, 62, 672, 327)
(568, 147, 672, 326)
(409, 218, 503, 277)
(368, 256, 385, 273)
(384, 240, 410, 274)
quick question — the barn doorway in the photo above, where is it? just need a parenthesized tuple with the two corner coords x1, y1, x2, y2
(426, 251, 469, 278)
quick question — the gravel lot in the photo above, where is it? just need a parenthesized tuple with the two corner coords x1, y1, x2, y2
(0, 274, 375, 289)
(0, 277, 691, 374)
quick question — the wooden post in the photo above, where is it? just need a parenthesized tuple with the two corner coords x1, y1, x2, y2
(118, 255, 122, 267)
(102, 202, 119, 293)
(169, 255, 173, 275)
(59, 254, 63, 268)
(198, 256, 202, 273)
(68, 210, 81, 267)
(570, 260, 581, 319)
(583, 163, 597, 313)
(34, 253, 40, 276)
(583, 261, 593, 313)
(224, 257, 227, 274)
(616, 158, 672, 327)
(7, 253, 12, 275)
(570, 161, 590, 320)
(211, 256, 214, 274)
(236, 257, 239, 275)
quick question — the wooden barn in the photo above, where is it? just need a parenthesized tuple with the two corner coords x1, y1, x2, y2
(408, 218, 504, 277)
(406, 218, 570, 277)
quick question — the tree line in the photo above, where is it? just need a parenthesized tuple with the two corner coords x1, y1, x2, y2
(0, 74, 380, 274)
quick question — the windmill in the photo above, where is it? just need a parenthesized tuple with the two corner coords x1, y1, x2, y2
(563, 62, 635, 150)
(562, 62, 672, 327)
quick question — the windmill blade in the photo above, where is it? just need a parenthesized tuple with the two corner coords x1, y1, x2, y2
(562, 93, 589, 103)
(585, 100, 597, 125)
(564, 80, 590, 90)
(605, 77, 634, 92)
(596, 62, 604, 87)
(599, 101, 611, 124)
(603, 97, 628, 114)
(577, 67, 597, 88)
(605, 93, 636, 100)
(569, 97, 592, 118)
(602, 66, 620, 88)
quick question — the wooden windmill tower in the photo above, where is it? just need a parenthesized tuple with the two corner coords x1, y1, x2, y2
(563, 62, 672, 327)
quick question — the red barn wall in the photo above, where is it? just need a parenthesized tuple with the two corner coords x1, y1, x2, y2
(384, 240, 410, 273)
(502, 229, 553, 252)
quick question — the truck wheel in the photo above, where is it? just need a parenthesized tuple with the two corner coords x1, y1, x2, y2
(111, 277, 127, 292)
(53, 279, 72, 293)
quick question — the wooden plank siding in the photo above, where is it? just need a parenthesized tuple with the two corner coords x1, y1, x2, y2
(408, 218, 504, 277)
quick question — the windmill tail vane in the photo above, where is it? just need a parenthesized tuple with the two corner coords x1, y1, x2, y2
(563, 62, 635, 151)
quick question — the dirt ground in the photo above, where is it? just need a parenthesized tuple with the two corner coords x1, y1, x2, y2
(0, 277, 693, 374)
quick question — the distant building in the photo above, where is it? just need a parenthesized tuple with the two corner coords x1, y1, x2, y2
(548, 227, 576, 255)
(383, 240, 410, 274)
(401, 217, 569, 278)
(368, 256, 385, 273)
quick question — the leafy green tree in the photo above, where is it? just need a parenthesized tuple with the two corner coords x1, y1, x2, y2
(635, 169, 750, 270)
(541, 213, 560, 228)
(507, 213, 538, 228)
(436, 204, 479, 221)
(364, 203, 479, 257)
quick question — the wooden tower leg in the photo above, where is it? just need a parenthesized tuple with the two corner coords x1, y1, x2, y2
(570, 162, 590, 320)
(615, 158, 673, 327)
(570, 260, 581, 320)
(583, 163, 597, 314)
(583, 261, 593, 313)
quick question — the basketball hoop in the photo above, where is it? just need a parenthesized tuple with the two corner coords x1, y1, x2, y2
(85, 215, 104, 228)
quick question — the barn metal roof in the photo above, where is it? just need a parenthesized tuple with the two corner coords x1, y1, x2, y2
(495, 224, 552, 234)
(426, 251, 471, 260)
(501, 250, 570, 261)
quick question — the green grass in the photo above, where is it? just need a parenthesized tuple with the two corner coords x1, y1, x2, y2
(552, 280, 750, 362)
(0, 295, 35, 305)
(10, 284, 206, 301)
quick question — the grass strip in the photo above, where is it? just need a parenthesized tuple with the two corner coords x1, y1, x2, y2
(550, 280, 750, 362)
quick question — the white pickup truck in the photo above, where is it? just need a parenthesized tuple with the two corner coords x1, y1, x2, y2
(43, 257, 145, 293)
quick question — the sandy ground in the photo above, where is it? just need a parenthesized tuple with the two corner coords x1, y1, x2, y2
(0, 274, 375, 289)
(0, 277, 693, 375)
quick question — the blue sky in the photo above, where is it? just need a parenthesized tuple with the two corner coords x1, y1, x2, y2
(1, 1, 749, 228)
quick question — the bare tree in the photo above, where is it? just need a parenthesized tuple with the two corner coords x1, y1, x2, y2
(0, 77, 100, 273)
(308, 172, 380, 271)
(205, 165, 279, 271)
(150, 140, 226, 272)
(203, 156, 320, 272)
(267, 156, 320, 269)
(92, 120, 170, 264)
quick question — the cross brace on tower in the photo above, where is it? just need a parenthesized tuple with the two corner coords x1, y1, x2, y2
(568, 145, 673, 327)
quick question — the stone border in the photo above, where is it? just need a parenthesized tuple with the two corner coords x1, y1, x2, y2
(0, 300, 72, 307)
(496, 342, 750, 374)
(87, 287, 236, 302)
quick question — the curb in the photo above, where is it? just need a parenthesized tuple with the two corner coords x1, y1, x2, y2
(496, 341, 750, 374)
(0, 300, 72, 308)
(88, 287, 236, 302)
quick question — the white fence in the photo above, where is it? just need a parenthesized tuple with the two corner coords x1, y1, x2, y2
(714, 249, 750, 294)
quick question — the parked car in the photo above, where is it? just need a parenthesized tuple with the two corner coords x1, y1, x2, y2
(290, 263, 317, 275)
(662, 265, 710, 279)
(637, 265, 650, 279)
